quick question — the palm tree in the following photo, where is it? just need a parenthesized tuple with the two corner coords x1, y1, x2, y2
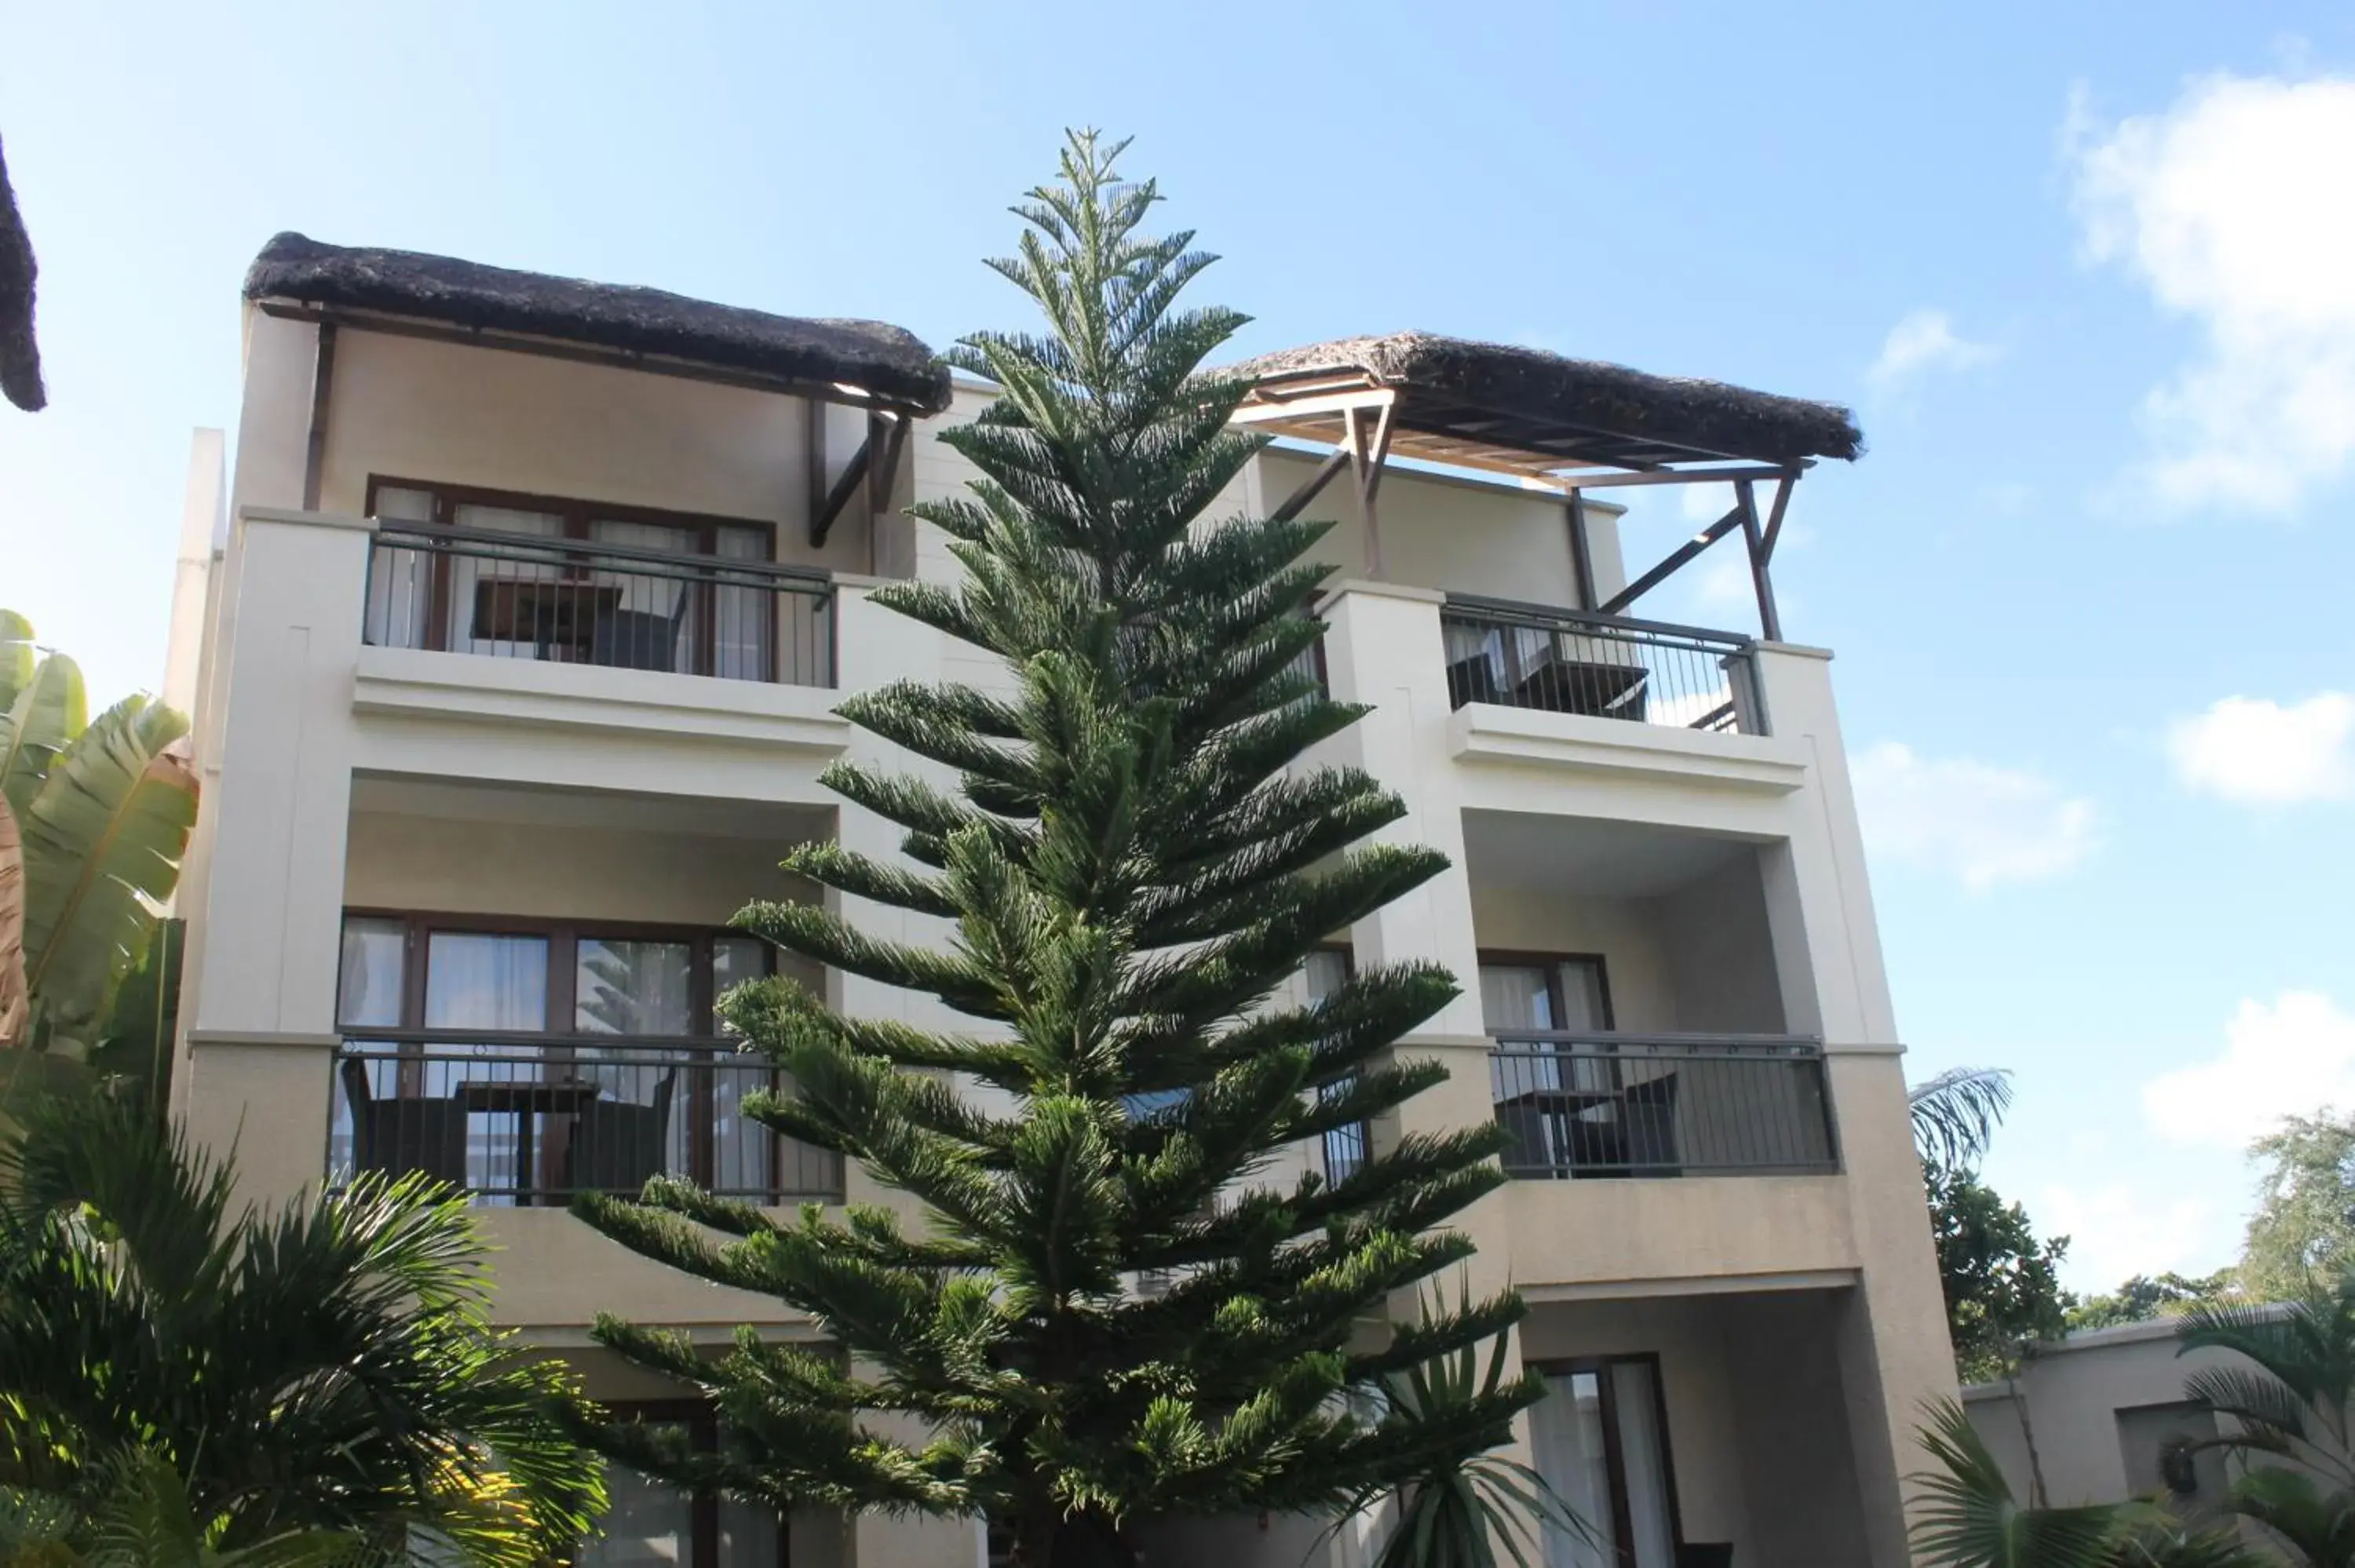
(2, 1447, 366, 1568)
(0, 1093, 604, 1566)
(1910, 1399, 2268, 1567)
(0, 609, 197, 1093)
(2178, 1275, 2355, 1564)
(1911, 1065, 2015, 1173)
(1320, 1289, 1597, 1568)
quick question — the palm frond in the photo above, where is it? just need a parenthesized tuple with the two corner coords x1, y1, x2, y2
(1908, 1398, 2120, 1568)
(1910, 1067, 2014, 1172)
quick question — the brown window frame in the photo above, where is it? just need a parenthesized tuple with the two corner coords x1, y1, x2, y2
(593, 1400, 790, 1568)
(1525, 1351, 1686, 1561)
(363, 475, 786, 680)
(334, 909, 784, 1200)
(1475, 950, 1617, 1034)
(1303, 943, 1370, 1185)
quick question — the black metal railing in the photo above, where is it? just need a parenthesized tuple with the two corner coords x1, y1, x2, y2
(1440, 597, 1762, 735)
(363, 523, 834, 687)
(1490, 1033, 1836, 1178)
(330, 1035, 842, 1205)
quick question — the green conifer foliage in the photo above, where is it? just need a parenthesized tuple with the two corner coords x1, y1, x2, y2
(576, 131, 1535, 1566)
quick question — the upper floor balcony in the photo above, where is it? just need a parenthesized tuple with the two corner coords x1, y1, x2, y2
(363, 511, 836, 689)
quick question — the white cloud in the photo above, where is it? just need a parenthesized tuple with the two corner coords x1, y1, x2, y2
(2168, 691, 2355, 804)
(2039, 1180, 2225, 1290)
(1850, 742, 2098, 891)
(1866, 308, 2002, 395)
(2145, 992, 2355, 1149)
(2069, 74, 2355, 512)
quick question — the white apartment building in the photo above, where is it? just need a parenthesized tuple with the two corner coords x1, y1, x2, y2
(165, 235, 1956, 1568)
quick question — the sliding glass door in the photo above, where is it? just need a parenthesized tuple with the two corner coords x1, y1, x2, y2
(1528, 1358, 1680, 1566)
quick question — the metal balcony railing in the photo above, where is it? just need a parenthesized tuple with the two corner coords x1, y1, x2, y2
(330, 1034, 842, 1205)
(1490, 1033, 1837, 1178)
(363, 523, 834, 687)
(1440, 596, 1762, 735)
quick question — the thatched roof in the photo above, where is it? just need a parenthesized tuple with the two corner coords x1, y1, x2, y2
(0, 135, 43, 413)
(243, 233, 951, 415)
(1229, 331, 1860, 472)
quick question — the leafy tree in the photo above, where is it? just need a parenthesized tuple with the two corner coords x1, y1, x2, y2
(575, 132, 1532, 1565)
(1908, 1063, 2072, 1381)
(2066, 1270, 2240, 1333)
(2242, 1114, 2355, 1305)
(0, 607, 196, 1109)
(0, 1093, 604, 1566)
(1929, 1166, 2073, 1383)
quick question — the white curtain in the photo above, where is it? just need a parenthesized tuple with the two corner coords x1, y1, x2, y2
(364, 487, 436, 649)
(712, 523, 773, 680)
(1531, 1370, 1616, 1568)
(337, 917, 405, 1030)
(578, 1468, 688, 1568)
(422, 933, 548, 1031)
(1611, 1361, 1679, 1567)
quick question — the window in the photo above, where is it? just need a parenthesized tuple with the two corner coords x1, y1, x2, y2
(1302, 947, 1370, 1184)
(362, 478, 824, 684)
(582, 1405, 784, 1568)
(1528, 1356, 1681, 1567)
(330, 911, 838, 1204)
(1476, 954, 1613, 1037)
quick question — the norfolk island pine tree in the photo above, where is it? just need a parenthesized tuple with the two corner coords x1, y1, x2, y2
(573, 132, 1541, 1566)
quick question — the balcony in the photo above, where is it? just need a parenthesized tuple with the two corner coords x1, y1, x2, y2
(330, 1035, 842, 1205)
(1490, 1033, 1838, 1179)
(363, 523, 835, 687)
(1440, 596, 1763, 736)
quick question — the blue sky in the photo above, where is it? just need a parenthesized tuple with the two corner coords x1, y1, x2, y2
(5, 2, 2353, 1291)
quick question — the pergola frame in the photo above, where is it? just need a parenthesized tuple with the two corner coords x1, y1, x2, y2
(1234, 373, 1806, 640)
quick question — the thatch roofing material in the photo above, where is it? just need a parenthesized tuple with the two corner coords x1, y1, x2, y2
(1229, 332, 1861, 471)
(243, 233, 951, 415)
(0, 136, 44, 413)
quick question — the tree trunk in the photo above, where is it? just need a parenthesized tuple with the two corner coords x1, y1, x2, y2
(2006, 1362, 2050, 1508)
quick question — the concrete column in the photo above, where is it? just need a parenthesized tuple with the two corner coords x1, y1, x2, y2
(1316, 584, 1484, 1039)
(177, 509, 374, 1205)
(1750, 642, 1955, 1565)
(826, 581, 975, 1213)
(1318, 585, 1533, 1543)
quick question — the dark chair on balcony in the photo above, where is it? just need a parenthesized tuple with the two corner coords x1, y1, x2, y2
(341, 1057, 469, 1191)
(1678, 1545, 1733, 1568)
(571, 1068, 678, 1193)
(590, 592, 696, 673)
(1445, 651, 1506, 709)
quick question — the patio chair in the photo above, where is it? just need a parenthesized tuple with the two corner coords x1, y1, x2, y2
(571, 1068, 678, 1193)
(341, 1057, 469, 1190)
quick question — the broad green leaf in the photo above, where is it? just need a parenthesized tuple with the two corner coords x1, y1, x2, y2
(0, 609, 35, 717)
(0, 797, 23, 1045)
(0, 650, 87, 821)
(19, 696, 195, 1052)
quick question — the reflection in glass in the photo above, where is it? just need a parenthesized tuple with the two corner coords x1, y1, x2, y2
(576, 939, 695, 1036)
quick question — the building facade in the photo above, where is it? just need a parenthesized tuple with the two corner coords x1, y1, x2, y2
(166, 238, 1956, 1567)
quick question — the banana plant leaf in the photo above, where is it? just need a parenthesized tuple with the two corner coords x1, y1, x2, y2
(0, 608, 35, 717)
(0, 794, 24, 1045)
(0, 645, 86, 822)
(18, 696, 195, 1053)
